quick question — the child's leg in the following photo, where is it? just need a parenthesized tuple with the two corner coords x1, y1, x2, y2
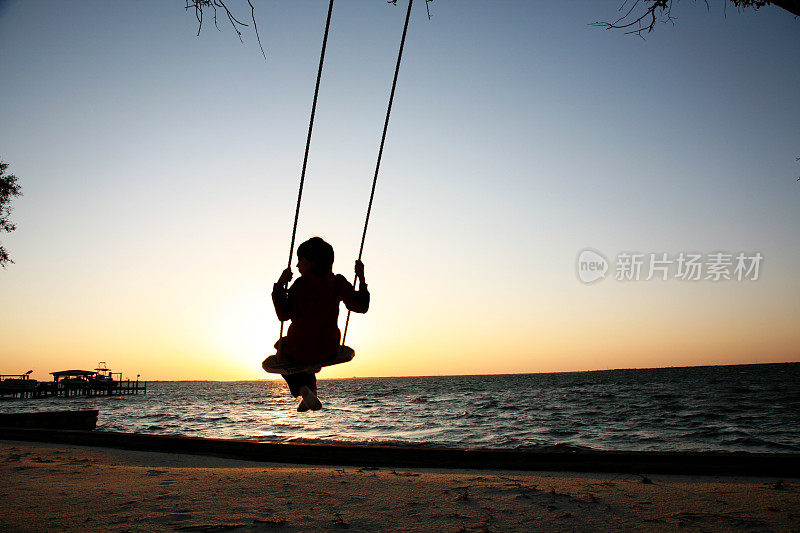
(283, 372, 317, 397)
(284, 372, 321, 411)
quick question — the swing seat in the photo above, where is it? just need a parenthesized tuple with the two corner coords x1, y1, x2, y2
(262, 344, 355, 375)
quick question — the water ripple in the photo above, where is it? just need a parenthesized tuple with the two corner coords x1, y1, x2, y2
(1, 363, 798, 452)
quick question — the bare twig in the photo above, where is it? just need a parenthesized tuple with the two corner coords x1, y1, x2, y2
(188, 0, 438, 59)
(593, 0, 799, 38)
(186, 0, 265, 57)
(389, 0, 432, 20)
(591, 0, 671, 37)
(248, 0, 267, 59)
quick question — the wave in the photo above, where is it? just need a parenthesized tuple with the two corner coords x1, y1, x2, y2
(6, 362, 797, 453)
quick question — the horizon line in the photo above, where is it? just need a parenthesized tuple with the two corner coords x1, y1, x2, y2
(140, 360, 799, 382)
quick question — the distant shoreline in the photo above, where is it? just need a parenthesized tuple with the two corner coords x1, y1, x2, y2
(143, 360, 800, 382)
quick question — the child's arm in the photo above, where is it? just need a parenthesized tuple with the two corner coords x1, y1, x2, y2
(343, 260, 370, 313)
(271, 268, 293, 321)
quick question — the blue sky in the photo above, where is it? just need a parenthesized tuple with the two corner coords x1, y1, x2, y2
(1, 1, 798, 379)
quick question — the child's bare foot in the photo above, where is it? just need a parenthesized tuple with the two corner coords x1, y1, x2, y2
(299, 386, 322, 411)
(297, 399, 310, 412)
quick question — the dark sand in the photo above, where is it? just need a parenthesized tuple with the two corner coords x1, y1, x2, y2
(1, 440, 798, 532)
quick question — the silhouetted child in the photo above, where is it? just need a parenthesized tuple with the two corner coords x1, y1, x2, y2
(271, 237, 369, 411)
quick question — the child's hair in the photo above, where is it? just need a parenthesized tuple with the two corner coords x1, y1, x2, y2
(297, 237, 334, 276)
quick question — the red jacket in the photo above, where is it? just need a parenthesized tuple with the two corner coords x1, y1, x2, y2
(272, 273, 369, 364)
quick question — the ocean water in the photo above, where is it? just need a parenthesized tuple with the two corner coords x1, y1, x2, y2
(2, 363, 798, 453)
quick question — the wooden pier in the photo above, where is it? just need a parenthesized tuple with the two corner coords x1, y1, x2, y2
(49, 370, 147, 398)
(0, 372, 44, 399)
(0, 367, 146, 400)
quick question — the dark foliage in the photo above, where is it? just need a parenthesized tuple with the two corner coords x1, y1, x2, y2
(185, 0, 435, 59)
(0, 159, 22, 268)
(593, 0, 799, 37)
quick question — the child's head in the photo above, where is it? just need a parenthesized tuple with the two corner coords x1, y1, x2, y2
(296, 237, 334, 276)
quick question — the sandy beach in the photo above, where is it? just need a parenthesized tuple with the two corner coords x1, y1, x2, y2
(1, 440, 798, 532)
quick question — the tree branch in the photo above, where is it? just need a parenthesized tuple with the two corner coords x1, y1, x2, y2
(591, 0, 672, 37)
(185, 0, 266, 58)
(0, 159, 22, 269)
(593, 0, 798, 37)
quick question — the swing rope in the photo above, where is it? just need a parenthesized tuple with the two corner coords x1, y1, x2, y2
(342, 0, 413, 345)
(279, 0, 335, 342)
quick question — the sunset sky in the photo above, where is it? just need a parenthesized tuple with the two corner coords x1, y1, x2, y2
(1, 1, 798, 381)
